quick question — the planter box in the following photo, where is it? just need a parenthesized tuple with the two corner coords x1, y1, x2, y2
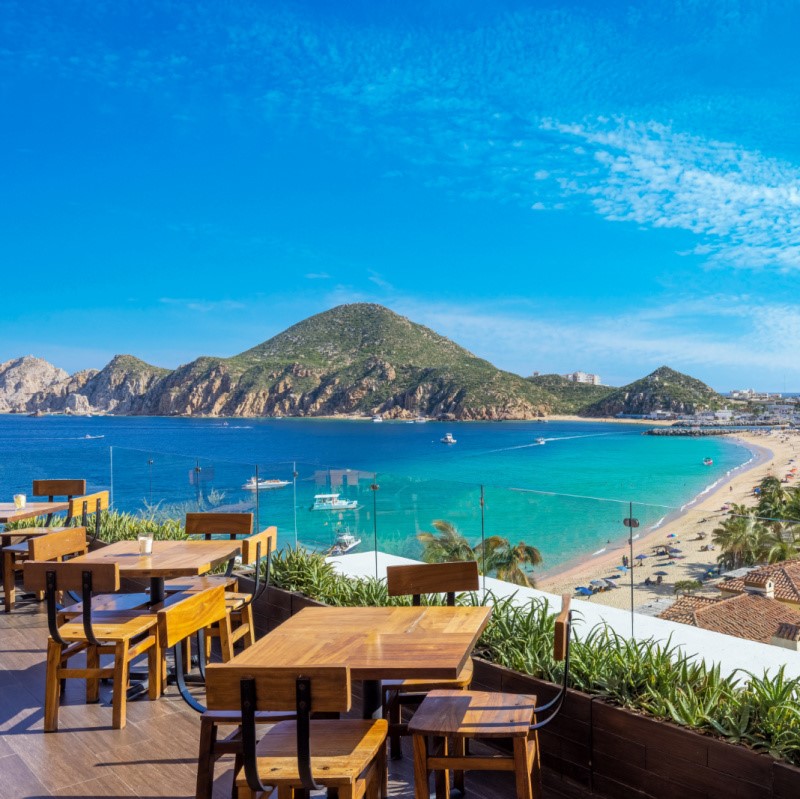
(252, 583, 800, 799)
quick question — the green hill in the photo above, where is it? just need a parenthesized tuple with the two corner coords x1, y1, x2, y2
(527, 374, 615, 414)
(139, 304, 556, 419)
(580, 366, 722, 417)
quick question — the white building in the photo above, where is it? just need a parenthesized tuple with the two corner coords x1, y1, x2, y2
(563, 371, 601, 385)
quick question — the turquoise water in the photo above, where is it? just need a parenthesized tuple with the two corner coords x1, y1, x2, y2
(0, 415, 754, 570)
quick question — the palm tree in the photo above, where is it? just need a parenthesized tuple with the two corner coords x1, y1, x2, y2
(673, 579, 703, 596)
(712, 507, 769, 569)
(756, 476, 790, 522)
(760, 523, 800, 564)
(416, 520, 476, 564)
(475, 536, 543, 588)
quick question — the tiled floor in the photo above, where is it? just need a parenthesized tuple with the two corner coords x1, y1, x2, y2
(0, 594, 573, 798)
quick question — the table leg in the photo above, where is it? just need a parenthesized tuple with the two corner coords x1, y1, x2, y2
(149, 577, 165, 606)
(362, 679, 382, 720)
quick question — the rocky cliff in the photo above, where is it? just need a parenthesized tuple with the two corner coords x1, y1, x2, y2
(0, 356, 70, 412)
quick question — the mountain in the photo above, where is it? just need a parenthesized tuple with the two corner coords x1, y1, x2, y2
(527, 374, 615, 414)
(579, 366, 723, 417)
(5, 305, 555, 420)
(0, 356, 69, 413)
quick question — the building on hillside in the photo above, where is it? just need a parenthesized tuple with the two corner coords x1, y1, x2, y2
(717, 560, 800, 610)
(658, 591, 800, 649)
(729, 389, 782, 401)
(562, 371, 601, 385)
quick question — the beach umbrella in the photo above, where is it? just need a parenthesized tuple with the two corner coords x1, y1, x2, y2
(654, 570, 669, 576)
(615, 565, 629, 572)
(576, 587, 593, 597)
(669, 547, 682, 553)
(666, 533, 677, 538)
(601, 578, 618, 589)
(590, 579, 606, 587)
(635, 554, 648, 561)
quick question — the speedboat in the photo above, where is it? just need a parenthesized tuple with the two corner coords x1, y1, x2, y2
(535, 437, 546, 445)
(372, 414, 383, 423)
(327, 528, 362, 556)
(441, 432, 457, 444)
(242, 477, 290, 490)
(703, 457, 713, 466)
(311, 493, 360, 511)
(414, 416, 429, 423)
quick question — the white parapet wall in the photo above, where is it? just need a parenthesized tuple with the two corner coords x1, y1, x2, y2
(327, 550, 800, 680)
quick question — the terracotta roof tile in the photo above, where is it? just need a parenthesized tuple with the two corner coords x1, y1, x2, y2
(775, 623, 800, 642)
(718, 559, 800, 603)
(659, 593, 800, 643)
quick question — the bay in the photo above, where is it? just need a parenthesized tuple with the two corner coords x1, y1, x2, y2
(0, 414, 752, 570)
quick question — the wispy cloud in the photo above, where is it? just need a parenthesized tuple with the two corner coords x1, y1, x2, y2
(159, 297, 245, 313)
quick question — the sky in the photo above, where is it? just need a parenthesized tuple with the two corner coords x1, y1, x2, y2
(2, 0, 800, 391)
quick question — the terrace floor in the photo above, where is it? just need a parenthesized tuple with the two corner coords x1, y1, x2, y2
(0, 595, 580, 798)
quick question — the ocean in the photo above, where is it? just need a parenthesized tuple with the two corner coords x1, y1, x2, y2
(0, 414, 753, 571)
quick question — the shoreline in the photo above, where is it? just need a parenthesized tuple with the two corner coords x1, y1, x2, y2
(538, 429, 800, 610)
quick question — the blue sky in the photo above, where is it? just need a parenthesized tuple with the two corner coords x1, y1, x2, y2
(2, 1, 800, 390)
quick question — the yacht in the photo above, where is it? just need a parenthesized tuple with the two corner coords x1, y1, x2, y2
(703, 457, 713, 466)
(311, 493, 360, 511)
(372, 414, 384, 422)
(414, 416, 429, 423)
(327, 527, 362, 556)
(535, 437, 546, 445)
(242, 477, 290, 490)
(441, 432, 457, 444)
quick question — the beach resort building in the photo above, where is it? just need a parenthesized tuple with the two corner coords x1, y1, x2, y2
(658, 591, 800, 648)
(562, 370, 601, 385)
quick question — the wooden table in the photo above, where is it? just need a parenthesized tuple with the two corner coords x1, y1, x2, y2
(208, 605, 492, 718)
(0, 501, 69, 524)
(69, 539, 241, 605)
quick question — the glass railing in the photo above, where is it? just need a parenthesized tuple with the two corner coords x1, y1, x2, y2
(0, 443, 750, 627)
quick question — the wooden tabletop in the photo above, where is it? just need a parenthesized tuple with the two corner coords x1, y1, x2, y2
(209, 605, 492, 681)
(0, 501, 69, 524)
(69, 538, 241, 579)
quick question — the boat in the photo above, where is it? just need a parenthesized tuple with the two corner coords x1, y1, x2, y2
(372, 414, 383, 423)
(311, 493, 360, 511)
(83, 434, 105, 440)
(241, 477, 290, 491)
(535, 437, 546, 445)
(414, 416, 429, 423)
(703, 457, 713, 466)
(326, 527, 362, 556)
(441, 433, 457, 444)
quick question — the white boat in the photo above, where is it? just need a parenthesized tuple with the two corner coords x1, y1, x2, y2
(372, 414, 383, 423)
(441, 432, 457, 444)
(535, 437, 546, 445)
(703, 457, 713, 466)
(83, 434, 105, 440)
(414, 416, 429, 423)
(242, 477, 290, 491)
(311, 493, 360, 511)
(327, 527, 362, 556)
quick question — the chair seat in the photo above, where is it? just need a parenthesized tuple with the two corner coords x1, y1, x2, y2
(408, 689, 536, 739)
(57, 613, 158, 642)
(224, 591, 249, 609)
(235, 719, 388, 788)
(164, 574, 238, 593)
(383, 658, 473, 693)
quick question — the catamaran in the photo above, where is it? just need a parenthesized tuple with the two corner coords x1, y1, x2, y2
(311, 493, 360, 511)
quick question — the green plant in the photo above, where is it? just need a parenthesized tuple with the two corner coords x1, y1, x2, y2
(5, 510, 184, 542)
(673, 579, 703, 595)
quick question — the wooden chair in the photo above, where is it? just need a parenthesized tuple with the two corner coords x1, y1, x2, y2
(163, 512, 253, 595)
(383, 561, 480, 760)
(3, 526, 88, 612)
(205, 664, 388, 799)
(408, 595, 573, 799)
(203, 525, 275, 660)
(31, 479, 87, 525)
(23, 560, 161, 730)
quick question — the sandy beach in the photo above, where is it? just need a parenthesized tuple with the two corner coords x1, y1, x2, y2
(537, 429, 800, 611)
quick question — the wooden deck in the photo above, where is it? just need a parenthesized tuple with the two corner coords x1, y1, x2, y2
(0, 595, 584, 798)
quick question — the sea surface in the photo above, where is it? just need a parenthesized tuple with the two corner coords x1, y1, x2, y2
(0, 415, 754, 571)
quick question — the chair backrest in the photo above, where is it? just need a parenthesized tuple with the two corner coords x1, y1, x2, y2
(386, 561, 480, 606)
(32, 479, 86, 500)
(23, 560, 120, 594)
(206, 665, 351, 794)
(28, 527, 88, 562)
(68, 491, 109, 537)
(157, 584, 229, 650)
(24, 560, 120, 647)
(241, 526, 276, 566)
(530, 594, 572, 732)
(206, 664, 351, 714)
(185, 512, 253, 540)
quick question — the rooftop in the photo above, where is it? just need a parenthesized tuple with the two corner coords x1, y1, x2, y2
(718, 559, 800, 604)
